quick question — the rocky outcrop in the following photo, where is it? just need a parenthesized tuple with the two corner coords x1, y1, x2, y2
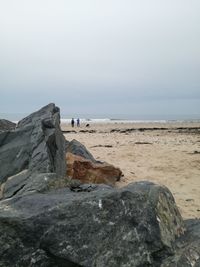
(66, 152, 122, 185)
(0, 119, 16, 132)
(0, 181, 191, 267)
(66, 140, 122, 186)
(0, 104, 200, 267)
(0, 103, 66, 199)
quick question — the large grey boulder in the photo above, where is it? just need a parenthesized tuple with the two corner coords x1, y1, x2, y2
(0, 103, 66, 198)
(0, 119, 16, 132)
(0, 181, 188, 267)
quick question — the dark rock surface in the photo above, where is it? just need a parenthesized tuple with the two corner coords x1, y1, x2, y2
(0, 119, 16, 132)
(0, 181, 191, 267)
(79, 129, 96, 133)
(161, 219, 200, 266)
(0, 103, 66, 198)
(66, 139, 97, 163)
(1, 171, 58, 199)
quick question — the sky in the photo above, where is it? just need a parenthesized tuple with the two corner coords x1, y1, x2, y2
(0, 0, 200, 119)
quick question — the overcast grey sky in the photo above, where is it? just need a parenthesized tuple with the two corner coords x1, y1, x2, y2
(0, 0, 200, 119)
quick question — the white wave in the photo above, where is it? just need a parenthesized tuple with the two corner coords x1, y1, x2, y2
(60, 118, 170, 124)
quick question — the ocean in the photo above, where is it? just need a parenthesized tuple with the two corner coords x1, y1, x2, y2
(1, 112, 200, 124)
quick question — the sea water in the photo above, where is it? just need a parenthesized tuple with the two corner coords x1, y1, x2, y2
(60, 113, 200, 124)
(1, 112, 200, 124)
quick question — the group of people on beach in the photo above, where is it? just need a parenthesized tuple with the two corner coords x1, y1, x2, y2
(71, 118, 80, 128)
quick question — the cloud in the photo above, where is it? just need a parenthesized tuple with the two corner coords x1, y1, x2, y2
(0, 0, 200, 117)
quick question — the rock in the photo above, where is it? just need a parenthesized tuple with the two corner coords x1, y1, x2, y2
(91, 144, 113, 148)
(79, 129, 96, 133)
(66, 139, 122, 186)
(0, 170, 29, 199)
(62, 130, 77, 134)
(161, 219, 200, 266)
(0, 119, 16, 132)
(0, 103, 66, 198)
(0, 181, 186, 267)
(16, 103, 59, 128)
(66, 139, 97, 163)
(66, 152, 122, 186)
(69, 181, 111, 192)
(1, 171, 58, 199)
(0, 105, 198, 266)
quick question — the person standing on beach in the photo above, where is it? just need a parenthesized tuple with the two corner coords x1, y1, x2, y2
(71, 118, 75, 127)
(77, 118, 80, 127)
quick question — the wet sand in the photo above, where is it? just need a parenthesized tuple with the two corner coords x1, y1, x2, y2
(62, 122, 200, 219)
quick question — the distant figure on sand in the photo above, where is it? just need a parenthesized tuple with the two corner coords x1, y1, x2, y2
(71, 118, 75, 127)
(77, 118, 80, 127)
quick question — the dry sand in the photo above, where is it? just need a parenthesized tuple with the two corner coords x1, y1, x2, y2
(62, 122, 200, 219)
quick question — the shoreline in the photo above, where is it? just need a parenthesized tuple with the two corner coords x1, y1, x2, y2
(61, 121, 200, 134)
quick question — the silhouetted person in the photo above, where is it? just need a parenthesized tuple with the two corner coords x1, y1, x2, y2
(77, 118, 80, 127)
(71, 118, 75, 127)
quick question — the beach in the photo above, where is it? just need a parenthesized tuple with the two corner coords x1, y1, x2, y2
(62, 121, 200, 220)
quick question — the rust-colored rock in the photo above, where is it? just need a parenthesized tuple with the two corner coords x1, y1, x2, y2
(66, 152, 122, 186)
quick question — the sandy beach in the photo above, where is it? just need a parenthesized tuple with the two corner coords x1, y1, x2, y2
(62, 121, 200, 220)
